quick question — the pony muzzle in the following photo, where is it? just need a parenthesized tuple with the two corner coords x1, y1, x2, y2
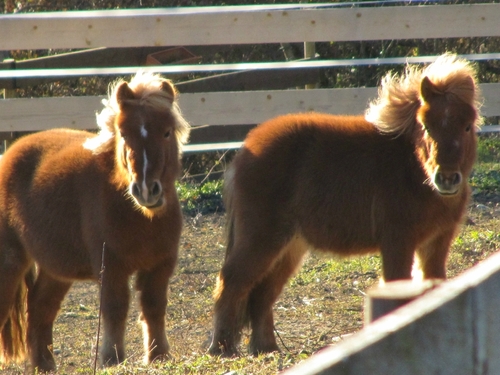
(130, 180, 164, 208)
(433, 168, 462, 195)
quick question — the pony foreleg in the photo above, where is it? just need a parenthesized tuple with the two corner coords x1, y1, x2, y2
(136, 259, 176, 363)
(415, 229, 455, 279)
(380, 238, 416, 281)
(100, 269, 130, 367)
(27, 270, 72, 373)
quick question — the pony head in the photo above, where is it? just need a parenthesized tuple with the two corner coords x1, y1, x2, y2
(366, 53, 481, 196)
(86, 72, 190, 217)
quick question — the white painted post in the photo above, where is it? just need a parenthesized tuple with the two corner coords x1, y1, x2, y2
(364, 280, 441, 324)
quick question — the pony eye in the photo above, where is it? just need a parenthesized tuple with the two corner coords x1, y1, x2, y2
(164, 130, 171, 138)
(465, 125, 471, 132)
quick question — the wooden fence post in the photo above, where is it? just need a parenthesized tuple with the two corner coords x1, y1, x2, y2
(364, 279, 442, 324)
(2, 58, 17, 152)
(304, 42, 316, 89)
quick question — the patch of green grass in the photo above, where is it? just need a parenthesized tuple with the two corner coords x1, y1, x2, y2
(468, 134, 500, 196)
(177, 180, 224, 216)
(477, 134, 500, 163)
(291, 255, 381, 288)
(470, 163, 500, 195)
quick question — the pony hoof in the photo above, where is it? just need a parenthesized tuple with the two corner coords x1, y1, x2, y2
(100, 355, 123, 368)
(250, 344, 280, 356)
(208, 343, 238, 357)
(33, 363, 57, 374)
(147, 352, 171, 363)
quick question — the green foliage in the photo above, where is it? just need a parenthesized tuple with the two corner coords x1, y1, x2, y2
(477, 134, 500, 163)
(470, 135, 500, 196)
(177, 180, 224, 216)
(470, 166, 500, 195)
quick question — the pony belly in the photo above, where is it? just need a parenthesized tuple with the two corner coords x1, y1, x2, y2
(27, 243, 95, 280)
(315, 244, 380, 257)
(299, 218, 381, 258)
(37, 259, 94, 281)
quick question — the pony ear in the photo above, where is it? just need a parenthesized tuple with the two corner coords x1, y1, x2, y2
(116, 82, 135, 104)
(160, 81, 177, 102)
(420, 76, 442, 103)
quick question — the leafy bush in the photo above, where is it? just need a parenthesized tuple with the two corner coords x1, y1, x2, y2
(177, 180, 224, 216)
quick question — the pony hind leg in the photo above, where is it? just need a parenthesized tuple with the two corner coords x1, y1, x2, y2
(27, 269, 72, 373)
(135, 257, 177, 364)
(209, 229, 292, 357)
(0, 244, 32, 364)
(247, 236, 308, 355)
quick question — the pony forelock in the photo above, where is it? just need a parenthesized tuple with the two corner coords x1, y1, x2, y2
(83, 71, 190, 153)
(365, 53, 482, 135)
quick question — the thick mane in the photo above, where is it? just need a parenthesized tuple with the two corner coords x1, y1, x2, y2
(84, 71, 190, 153)
(365, 53, 482, 135)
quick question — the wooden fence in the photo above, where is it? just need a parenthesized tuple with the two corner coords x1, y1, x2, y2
(1, 3, 500, 152)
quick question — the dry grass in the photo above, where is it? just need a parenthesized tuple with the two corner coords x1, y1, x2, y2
(2, 198, 499, 374)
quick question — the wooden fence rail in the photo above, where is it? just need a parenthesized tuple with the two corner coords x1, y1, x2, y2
(2, 3, 499, 49)
(1, 84, 499, 142)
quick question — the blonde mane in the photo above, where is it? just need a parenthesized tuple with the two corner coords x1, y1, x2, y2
(365, 53, 482, 135)
(84, 71, 190, 153)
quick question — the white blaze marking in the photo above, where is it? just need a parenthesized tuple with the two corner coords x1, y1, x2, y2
(141, 125, 148, 138)
(142, 149, 148, 201)
(442, 108, 449, 128)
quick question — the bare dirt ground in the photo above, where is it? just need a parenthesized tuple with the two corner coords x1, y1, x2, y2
(2, 199, 499, 374)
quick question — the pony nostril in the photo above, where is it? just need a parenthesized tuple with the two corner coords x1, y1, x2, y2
(150, 181, 162, 198)
(131, 183, 141, 199)
(452, 172, 462, 186)
(435, 173, 444, 186)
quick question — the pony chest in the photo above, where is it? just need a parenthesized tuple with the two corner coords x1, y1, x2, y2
(105, 218, 178, 269)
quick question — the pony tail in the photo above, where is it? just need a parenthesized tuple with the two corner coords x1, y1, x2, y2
(212, 166, 251, 337)
(215, 168, 239, 284)
(222, 166, 236, 261)
(213, 167, 236, 303)
(1, 265, 35, 364)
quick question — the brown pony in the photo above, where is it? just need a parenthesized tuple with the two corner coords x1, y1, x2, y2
(0, 72, 190, 372)
(209, 54, 481, 357)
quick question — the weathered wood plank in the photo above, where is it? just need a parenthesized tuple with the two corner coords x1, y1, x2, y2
(0, 88, 376, 131)
(0, 96, 104, 132)
(175, 68, 320, 93)
(1, 84, 498, 132)
(1, 4, 499, 50)
(178, 88, 378, 125)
